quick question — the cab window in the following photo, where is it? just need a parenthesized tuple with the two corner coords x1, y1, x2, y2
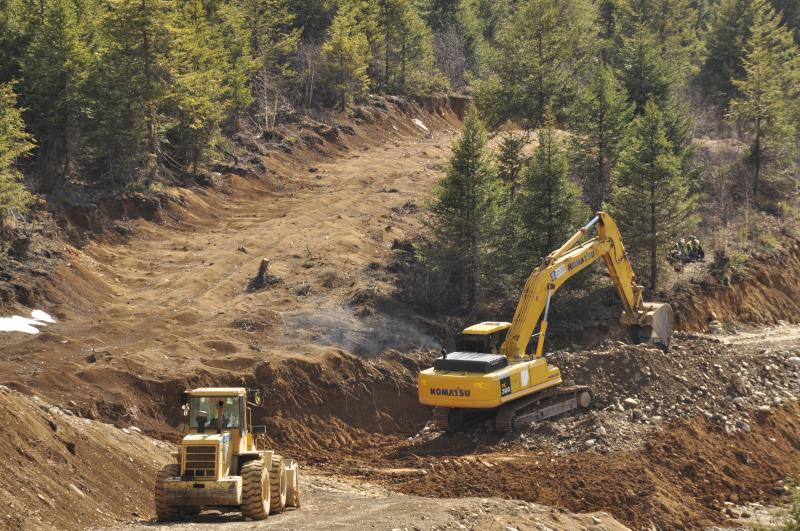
(189, 396, 242, 429)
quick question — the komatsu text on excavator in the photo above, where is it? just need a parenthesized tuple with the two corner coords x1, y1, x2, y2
(418, 212, 672, 433)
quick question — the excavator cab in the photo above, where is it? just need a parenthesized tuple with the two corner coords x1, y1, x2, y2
(455, 322, 511, 354)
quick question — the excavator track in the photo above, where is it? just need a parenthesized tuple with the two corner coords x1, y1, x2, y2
(495, 385, 592, 434)
(431, 386, 592, 434)
(431, 407, 451, 431)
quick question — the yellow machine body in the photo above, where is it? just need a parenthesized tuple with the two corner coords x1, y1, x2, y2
(156, 386, 300, 519)
(419, 356, 562, 409)
(419, 212, 673, 414)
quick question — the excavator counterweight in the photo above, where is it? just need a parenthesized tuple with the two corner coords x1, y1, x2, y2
(418, 212, 672, 433)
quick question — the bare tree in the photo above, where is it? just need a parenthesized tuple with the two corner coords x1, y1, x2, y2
(293, 39, 323, 109)
(432, 24, 467, 90)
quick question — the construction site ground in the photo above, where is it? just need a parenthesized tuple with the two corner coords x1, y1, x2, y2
(1, 99, 799, 530)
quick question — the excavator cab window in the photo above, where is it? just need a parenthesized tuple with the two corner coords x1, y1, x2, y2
(456, 329, 509, 355)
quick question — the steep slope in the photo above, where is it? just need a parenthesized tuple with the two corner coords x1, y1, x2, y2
(0, 386, 171, 530)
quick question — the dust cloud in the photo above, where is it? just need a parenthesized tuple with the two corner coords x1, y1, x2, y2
(286, 306, 440, 357)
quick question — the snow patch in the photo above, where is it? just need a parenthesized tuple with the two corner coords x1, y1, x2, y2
(412, 118, 430, 133)
(0, 310, 56, 334)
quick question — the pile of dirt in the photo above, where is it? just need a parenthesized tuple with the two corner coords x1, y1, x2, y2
(373, 403, 800, 530)
(520, 330, 800, 454)
(0, 386, 170, 530)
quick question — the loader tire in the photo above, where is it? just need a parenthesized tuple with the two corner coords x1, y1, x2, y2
(154, 463, 181, 521)
(286, 463, 301, 509)
(241, 459, 270, 520)
(269, 454, 288, 514)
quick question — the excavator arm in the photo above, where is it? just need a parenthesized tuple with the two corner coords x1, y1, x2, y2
(501, 212, 672, 360)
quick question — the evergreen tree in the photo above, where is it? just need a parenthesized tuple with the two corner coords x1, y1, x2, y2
(568, 65, 634, 210)
(609, 100, 696, 291)
(211, 2, 258, 119)
(618, 25, 693, 157)
(699, 0, 754, 103)
(237, 0, 300, 127)
(425, 106, 495, 309)
(495, 132, 526, 192)
(508, 112, 589, 279)
(0, 0, 33, 84)
(728, 0, 800, 200)
(0, 83, 33, 249)
(166, 0, 229, 170)
(771, 0, 800, 42)
(322, 7, 371, 110)
(21, 0, 92, 189)
(89, 0, 175, 186)
(474, 0, 596, 128)
(617, 0, 702, 81)
(618, 26, 673, 113)
(376, 0, 442, 93)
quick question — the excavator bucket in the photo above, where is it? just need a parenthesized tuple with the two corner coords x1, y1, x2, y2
(635, 303, 673, 350)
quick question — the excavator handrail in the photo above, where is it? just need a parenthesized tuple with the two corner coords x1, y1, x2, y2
(500, 211, 651, 360)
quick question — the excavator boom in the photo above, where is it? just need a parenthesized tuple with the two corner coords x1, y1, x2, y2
(418, 211, 672, 434)
(502, 212, 671, 359)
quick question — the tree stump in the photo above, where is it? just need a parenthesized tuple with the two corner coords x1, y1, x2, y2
(248, 258, 279, 291)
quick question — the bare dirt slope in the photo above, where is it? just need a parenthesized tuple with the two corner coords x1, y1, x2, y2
(0, 386, 171, 530)
(0, 100, 458, 438)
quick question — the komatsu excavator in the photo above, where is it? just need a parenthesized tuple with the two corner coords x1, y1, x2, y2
(418, 212, 672, 433)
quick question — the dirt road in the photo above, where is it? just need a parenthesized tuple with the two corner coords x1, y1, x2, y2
(121, 474, 628, 531)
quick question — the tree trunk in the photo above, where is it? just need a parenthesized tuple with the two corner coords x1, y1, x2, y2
(650, 178, 657, 291)
(401, 29, 406, 91)
(753, 117, 761, 199)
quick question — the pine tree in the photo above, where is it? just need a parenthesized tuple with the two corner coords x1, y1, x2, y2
(728, 0, 800, 200)
(211, 3, 258, 119)
(508, 112, 589, 280)
(89, 0, 175, 186)
(616, 0, 702, 81)
(771, 0, 800, 42)
(495, 132, 526, 193)
(0, 83, 33, 249)
(568, 65, 634, 211)
(166, 0, 229, 171)
(609, 100, 697, 291)
(618, 26, 673, 113)
(21, 0, 92, 189)
(376, 0, 442, 94)
(0, 0, 33, 84)
(426, 106, 495, 309)
(322, 8, 371, 110)
(618, 24, 693, 157)
(699, 0, 754, 103)
(237, 0, 300, 129)
(473, 0, 596, 128)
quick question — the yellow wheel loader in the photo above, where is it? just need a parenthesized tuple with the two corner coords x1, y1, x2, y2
(418, 212, 672, 433)
(154, 387, 300, 521)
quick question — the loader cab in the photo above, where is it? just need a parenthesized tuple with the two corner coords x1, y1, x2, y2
(178, 387, 266, 481)
(457, 322, 511, 355)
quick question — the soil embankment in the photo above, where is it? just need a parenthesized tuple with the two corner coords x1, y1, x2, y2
(0, 386, 171, 530)
(674, 239, 800, 331)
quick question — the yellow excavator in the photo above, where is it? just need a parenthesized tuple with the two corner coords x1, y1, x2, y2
(418, 212, 672, 433)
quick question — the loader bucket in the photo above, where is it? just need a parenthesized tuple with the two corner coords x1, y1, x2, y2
(636, 302, 673, 350)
